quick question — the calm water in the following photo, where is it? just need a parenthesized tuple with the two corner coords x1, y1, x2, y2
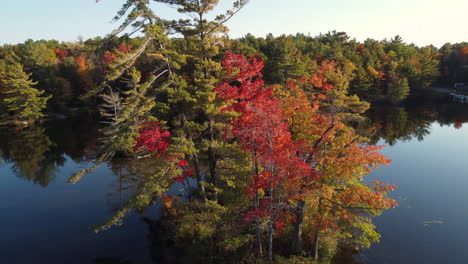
(359, 123, 468, 264)
(0, 117, 160, 264)
(1, 96, 468, 264)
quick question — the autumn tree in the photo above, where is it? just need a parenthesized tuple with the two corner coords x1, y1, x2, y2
(216, 53, 312, 262)
(277, 74, 396, 260)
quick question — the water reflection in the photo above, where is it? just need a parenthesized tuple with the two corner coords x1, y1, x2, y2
(0, 115, 99, 186)
(366, 94, 468, 145)
(1, 95, 468, 264)
(1, 95, 465, 190)
(0, 125, 57, 186)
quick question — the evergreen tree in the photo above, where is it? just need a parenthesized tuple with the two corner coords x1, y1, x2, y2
(0, 55, 50, 124)
(388, 78, 410, 103)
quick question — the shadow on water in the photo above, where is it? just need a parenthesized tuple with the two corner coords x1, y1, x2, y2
(91, 218, 183, 264)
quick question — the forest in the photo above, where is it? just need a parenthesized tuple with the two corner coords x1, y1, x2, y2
(1, 25, 468, 123)
(0, 0, 467, 263)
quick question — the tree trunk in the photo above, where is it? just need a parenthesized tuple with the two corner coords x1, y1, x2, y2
(291, 199, 305, 254)
(252, 150, 263, 256)
(267, 175, 274, 263)
(311, 230, 319, 260)
(256, 193, 263, 257)
(192, 152, 207, 202)
(181, 113, 206, 201)
(311, 197, 323, 259)
(208, 120, 218, 202)
(256, 221, 263, 256)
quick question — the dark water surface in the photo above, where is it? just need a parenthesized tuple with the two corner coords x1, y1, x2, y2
(1, 95, 468, 264)
(0, 117, 157, 264)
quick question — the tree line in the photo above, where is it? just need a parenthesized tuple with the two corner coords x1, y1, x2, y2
(1, 27, 467, 124)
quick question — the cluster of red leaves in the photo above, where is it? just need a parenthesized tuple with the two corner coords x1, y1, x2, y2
(357, 44, 366, 53)
(102, 51, 116, 64)
(177, 159, 189, 167)
(242, 199, 271, 222)
(215, 53, 266, 113)
(118, 44, 133, 53)
(174, 159, 195, 183)
(134, 122, 171, 156)
(53, 48, 68, 61)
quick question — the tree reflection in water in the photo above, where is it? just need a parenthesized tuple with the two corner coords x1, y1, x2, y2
(0, 125, 57, 186)
(0, 115, 99, 186)
(1, 96, 468, 263)
(365, 95, 468, 146)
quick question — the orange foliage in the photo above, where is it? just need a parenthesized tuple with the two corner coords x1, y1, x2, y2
(75, 55, 93, 88)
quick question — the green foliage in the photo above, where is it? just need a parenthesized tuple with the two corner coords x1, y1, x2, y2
(170, 200, 227, 241)
(165, 200, 253, 263)
(273, 255, 317, 264)
(231, 32, 441, 103)
(0, 55, 50, 124)
(99, 66, 164, 156)
(438, 42, 468, 84)
(0, 126, 55, 186)
(346, 218, 381, 249)
(388, 78, 410, 103)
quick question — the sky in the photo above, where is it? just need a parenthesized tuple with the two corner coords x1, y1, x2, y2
(1, 0, 467, 47)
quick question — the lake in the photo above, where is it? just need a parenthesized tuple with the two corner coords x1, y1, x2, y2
(1, 96, 468, 264)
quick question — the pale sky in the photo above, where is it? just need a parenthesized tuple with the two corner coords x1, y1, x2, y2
(1, 0, 467, 47)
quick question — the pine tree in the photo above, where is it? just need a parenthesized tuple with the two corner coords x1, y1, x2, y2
(0, 55, 50, 124)
(158, 0, 249, 201)
(388, 78, 410, 103)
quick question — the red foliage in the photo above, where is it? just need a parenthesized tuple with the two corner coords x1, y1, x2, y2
(242, 199, 271, 222)
(174, 160, 195, 184)
(177, 159, 189, 167)
(174, 174, 186, 183)
(102, 51, 116, 64)
(54, 48, 68, 61)
(185, 168, 195, 177)
(216, 52, 395, 240)
(357, 44, 366, 53)
(118, 44, 133, 53)
(216, 53, 313, 228)
(134, 122, 171, 156)
(174, 168, 195, 183)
